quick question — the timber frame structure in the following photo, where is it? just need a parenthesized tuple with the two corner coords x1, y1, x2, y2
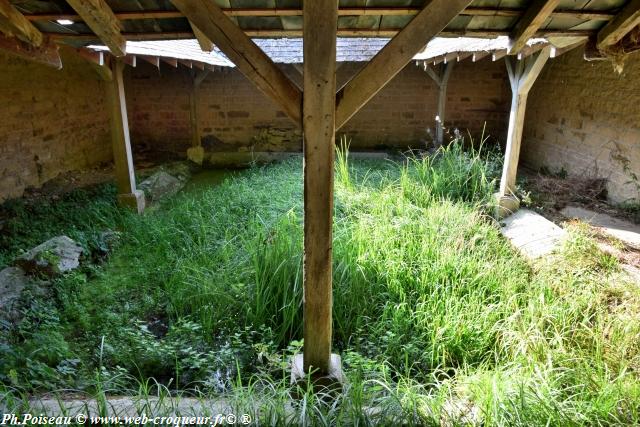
(2, 0, 640, 380)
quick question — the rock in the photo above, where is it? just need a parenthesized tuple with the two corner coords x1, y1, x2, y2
(138, 171, 184, 202)
(0, 267, 29, 323)
(15, 236, 83, 277)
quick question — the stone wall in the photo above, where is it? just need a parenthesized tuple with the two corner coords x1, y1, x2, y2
(522, 48, 640, 205)
(126, 58, 511, 154)
(0, 47, 112, 202)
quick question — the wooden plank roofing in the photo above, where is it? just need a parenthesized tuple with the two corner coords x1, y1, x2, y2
(11, 0, 631, 43)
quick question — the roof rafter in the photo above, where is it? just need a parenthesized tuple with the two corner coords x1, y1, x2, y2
(509, 0, 560, 54)
(65, 0, 126, 56)
(0, 0, 43, 46)
(597, 0, 640, 48)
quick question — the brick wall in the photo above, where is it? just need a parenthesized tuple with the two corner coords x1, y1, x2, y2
(522, 48, 640, 204)
(126, 58, 510, 154)
(0, 47, 112, 202)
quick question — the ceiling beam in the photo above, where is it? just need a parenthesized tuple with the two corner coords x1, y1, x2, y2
(509, 0, 560, 54)
(65, 0, 126, 56)
(170, 0, 301, 124)
(335, 0, 473, 130)
(46, 29, 594, 41)
(24, 7, 616, 22)
(0, 32, 60, 68)
(0, 0, 43, 46)
(597, 0, 640, 48)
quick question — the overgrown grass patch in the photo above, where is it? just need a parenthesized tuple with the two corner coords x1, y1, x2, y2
(1, 143, 639, 425)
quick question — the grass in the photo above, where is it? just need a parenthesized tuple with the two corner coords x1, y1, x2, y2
(1, 142, 639, 425)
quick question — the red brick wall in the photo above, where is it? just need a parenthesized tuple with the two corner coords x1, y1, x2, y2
(0, 47, 112, 202)
(522, 48, 640, 204)
(126, 58, 511, 154)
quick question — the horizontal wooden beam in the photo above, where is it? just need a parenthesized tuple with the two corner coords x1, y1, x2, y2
(171, 0, 301, 124)
(65, 0, 126, 56)
(509, 0, 560, 54)
(24, 7, 616, 22)
(47, 29, 594, 42)
(597, 0, 640, 48)
(0, 0, 43, 46)
(0, 32, 61, 67)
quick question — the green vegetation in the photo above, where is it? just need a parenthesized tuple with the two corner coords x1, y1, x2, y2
(1, 143, 639, 425)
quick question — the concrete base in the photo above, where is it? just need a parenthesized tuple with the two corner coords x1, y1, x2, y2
(117, 190, 145, 214)
(494, 192, 520, 219)
(500, 208, 567, 259)
(290, 353, 345, 395)
(187, 146, 205, 165)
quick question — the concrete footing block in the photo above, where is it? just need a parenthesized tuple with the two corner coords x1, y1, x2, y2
(187, 146, 205, 165)
(494, 192, 520, 219)
(290, 354, 345, 396)
(117, 190, 145, 214)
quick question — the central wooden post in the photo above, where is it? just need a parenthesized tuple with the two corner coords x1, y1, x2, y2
(300, 0, 339, 377)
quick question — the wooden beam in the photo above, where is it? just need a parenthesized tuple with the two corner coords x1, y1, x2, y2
(171, 0, 301, 124)
(0, 32, 61, 68)
(550, 39, 587, 58)
(139, 54, 160, 68)
(597, 0, 640, 48)
(65, 0, 126, 56)
(302, 0, 338, 377)
(499, 47, 551, 200)
(0, 0, 43, 46)
(190, 22, 214, 52)
(106, 60, 145, 212)
(509, 0, 560, 55)
(24, 7, 617, 22)
(160, 57, 177, 67)
(335, 0, 473, 130)
(437, 63, 453, 146)
(46, 29, 594, 41)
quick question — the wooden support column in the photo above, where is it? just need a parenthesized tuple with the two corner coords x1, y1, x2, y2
(107, 59, 145, 213)
(425, 62, 454, 147)
(187, 69, 209, 165)
(291, 0, 341, 384)
(496, 47, 551, 218)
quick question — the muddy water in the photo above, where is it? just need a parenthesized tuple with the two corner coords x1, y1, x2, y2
(182, 169, 240, 193)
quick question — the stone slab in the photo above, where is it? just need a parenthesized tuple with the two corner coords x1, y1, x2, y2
(560, 206, 640, 250)
(500, 209, 567, 259)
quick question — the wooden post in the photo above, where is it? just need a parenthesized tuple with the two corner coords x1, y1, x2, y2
(496, 47, 551, 217)
(107, 59, 145, 213)
(425, 62, 454, 147)
(187, 69, 209, 165)
(291, 0, 342, 384)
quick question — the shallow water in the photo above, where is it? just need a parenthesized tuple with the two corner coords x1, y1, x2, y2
(182, 168, 240, 193)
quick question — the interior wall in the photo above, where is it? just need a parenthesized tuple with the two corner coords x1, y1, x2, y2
(0, 47, 112, 202)
(126, 58, 511, 155)
(522, 48, 640, 205)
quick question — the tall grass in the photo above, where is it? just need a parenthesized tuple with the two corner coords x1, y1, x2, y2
(1, 140, 639, 425)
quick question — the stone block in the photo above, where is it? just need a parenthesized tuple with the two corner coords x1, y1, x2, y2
(117, 190, 145, 214)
